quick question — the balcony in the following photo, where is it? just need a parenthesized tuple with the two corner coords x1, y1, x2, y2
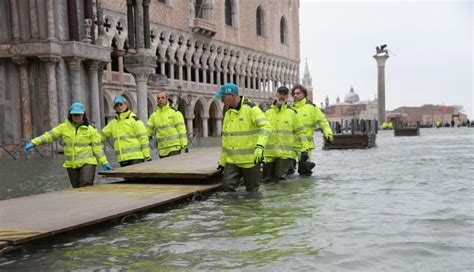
(191, 18, 217, 38)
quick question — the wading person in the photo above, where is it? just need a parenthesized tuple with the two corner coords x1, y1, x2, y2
(101, 96, 151, 167)
(216, 83, 272, 192)
(24, 102, 111, 188)
(291, 84, 334, 176)
(263, 86, 309, 183)
(147, 91, 188, 158)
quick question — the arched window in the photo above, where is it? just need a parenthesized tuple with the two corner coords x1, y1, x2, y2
(256, 6, 264, 36)
(195, 0, 203, 19)
(225, 0, 234, 26)
(280, 17, 287, 44)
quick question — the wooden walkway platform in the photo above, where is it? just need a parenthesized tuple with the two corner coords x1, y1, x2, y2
(0, 148, 223, 253)
(99, 147, 221, 179)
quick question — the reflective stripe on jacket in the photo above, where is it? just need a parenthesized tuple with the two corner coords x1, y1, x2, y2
(293, 98, 333, 149)
(146, 103, 187, 157)
(264, 103, 309, 161)
(219, 96, 272, 168)
(101, 110, 150, 162)
(31, 120, 108, 168)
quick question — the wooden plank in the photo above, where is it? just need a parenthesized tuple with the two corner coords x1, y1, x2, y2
(99, 147, 221, 179)
(323, 134, 376, 150)
(0, 183, 221, 249)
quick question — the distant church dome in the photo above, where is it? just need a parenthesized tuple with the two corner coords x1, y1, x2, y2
(344, 86, 360, 104)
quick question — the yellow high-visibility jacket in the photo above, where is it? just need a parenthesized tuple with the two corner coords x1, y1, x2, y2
(219, 96, 272, 168)
(32, 119, 108, 168)
(264, 103, 309, 162)
(147, 103, 187, 157)
(101, 110, 150, 162)
(293, 98, 333, 149)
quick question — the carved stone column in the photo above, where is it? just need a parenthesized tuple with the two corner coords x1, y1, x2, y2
(186, 65, 192, 82)
(9, 0, 20, 42)
(124, 51, 157, 121)
(201, 117, 208, 138)
(12, 57, 32, 139)
(39, 56, 61, 129)
(29, 0, 40, 39)
(118, 51, 125, 84)
(194, 66, 200, 83)
(216, 69, 221, 86)
(88, 61, 104, 129)
(45, 0, 57, 41)
(65, 57, 84, 103)
(209, 68, 214, 85)
(169, 60, 175, 80)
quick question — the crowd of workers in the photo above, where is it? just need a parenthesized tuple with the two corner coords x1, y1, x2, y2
(24, 83, 333, 192)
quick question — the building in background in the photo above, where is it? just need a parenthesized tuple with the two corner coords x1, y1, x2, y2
(301, 58, 313, 101)
(324, 86, 378, 124)
(0, 0, 300, 145)
(387, 105, 468, 127)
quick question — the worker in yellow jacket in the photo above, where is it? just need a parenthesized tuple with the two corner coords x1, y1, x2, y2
(216, 83, 272, 192)
(24, 102, 111, 188)
(291, 84, 334, 176)
(147, 91, 188, 158)
(263, 86, 309, 183)
(101, 96, 150, 167)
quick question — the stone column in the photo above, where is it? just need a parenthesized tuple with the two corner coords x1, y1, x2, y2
(373, 54, 389, 125)
(45, 0, 56, 41)
(126, 0, 135, 49)
(209, 68, 214, 85)
(67, 0, 79, 41)
(118, 51, 125, 84)
(88, 61, 103, 129)
(194, 67, 199, 83)
(29, 0, 40, 39)
(186, 118, 193, 136)
(65, 57, 83, 103)
(169, 60, 175, 80)
(125, 50, 156, 121)
(202, 68, 207, 84)
(186, 65, 192, 82)
(201, 117, 208, 137)
(216, 69, 221, 86)
(178, 62, 184, 81)
(9, 0, 20, 42)
(135, 0, 145, 49)
(143, 0, 151, 49)
(39, 56, 61, 129)
(215, 118, 222, 136)
(12, 57, 32, 139)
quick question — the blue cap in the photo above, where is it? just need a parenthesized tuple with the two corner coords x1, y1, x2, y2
(215, 83, 239, 99)
(113, 95, 127, 104)
(69, 102, 85, 114)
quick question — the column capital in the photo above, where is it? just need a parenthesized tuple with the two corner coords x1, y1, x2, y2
(88, 60, 107, 71)
(373, 54, 389, 67)
(39, 56, 61, 63)
(65, 57, 83, 70)
(128, 67, 154, 82)
(12, 57, 28, 67)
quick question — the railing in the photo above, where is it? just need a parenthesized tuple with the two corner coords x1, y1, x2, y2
(0, 139, 60, 160)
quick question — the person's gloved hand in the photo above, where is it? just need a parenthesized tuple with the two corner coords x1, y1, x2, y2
(325, 134, 334, 143)
(253, 145, 265, 164)
(184, 146, 189, 153)
(301, 151, 309, 162)
(217, 164, 224, 173)
(102, 164, 112, 171)
(24, 142, 35, 152)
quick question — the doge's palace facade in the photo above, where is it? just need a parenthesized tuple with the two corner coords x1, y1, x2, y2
(0, 0, 300, 143)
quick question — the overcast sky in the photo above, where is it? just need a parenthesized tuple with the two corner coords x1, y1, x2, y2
(299, 0, 473, 118)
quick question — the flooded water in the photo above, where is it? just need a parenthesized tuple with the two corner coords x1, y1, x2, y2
(1, 128, 473, 271)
